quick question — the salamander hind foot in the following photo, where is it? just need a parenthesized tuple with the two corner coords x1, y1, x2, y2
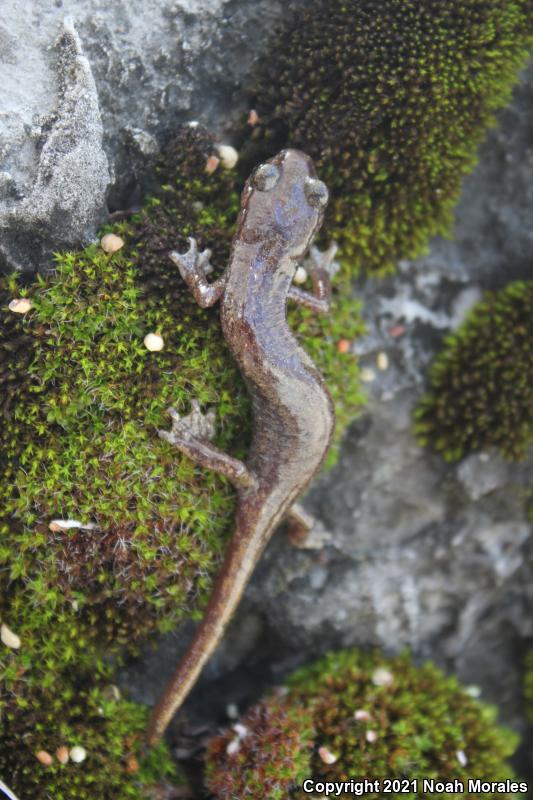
(159, 401, 257, 490)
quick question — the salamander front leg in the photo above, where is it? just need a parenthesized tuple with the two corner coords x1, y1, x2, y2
(170, 237, 227, 308)
(159, 400, 257, 491)
(288, 242, 338, 314)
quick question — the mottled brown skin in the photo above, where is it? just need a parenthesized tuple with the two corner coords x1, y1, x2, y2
(146, 150, 335, 745)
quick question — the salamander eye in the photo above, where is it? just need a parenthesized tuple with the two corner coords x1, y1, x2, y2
(304, 177, 329, 209)
(253, 162, 280, 191)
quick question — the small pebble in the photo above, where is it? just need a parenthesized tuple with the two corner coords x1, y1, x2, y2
(49, 519, 95, 532)
(354, 709, 372, 721)
(1, 623, 21, 650)
(318, 746, 338, 764)
(100, 233, 124, 254)
(69, 746, 87, 764)
(102, 684, 121, 701)
(247, 109, 260, 126)
(337, 338, 351, 354)
(217, 144, 239, 170)
(366, 730, 378, 743)
(293, 266, 308, 284)
(232, 723, 249, 739)
(126, 756, 140, 774)
(144, 332, 164, 352)
(226, 738, 240, 756)
(360, 367, 376, 383)
(456, 750, 468, 767)
(8, 298, 33, 314)
(205, 155, 220, 174)
(36, 750, 54, 766)
(388, 323, 406, 339)
(372, 667, 394, 686)
(56, 746, 69, 765)
(376, 352, 389, 371)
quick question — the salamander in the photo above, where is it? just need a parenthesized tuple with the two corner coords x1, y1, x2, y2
(146, 148, 336, 745)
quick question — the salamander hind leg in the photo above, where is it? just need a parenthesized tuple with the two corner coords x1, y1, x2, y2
(169, 237, 227, 308)
(159, 400, 257, 490)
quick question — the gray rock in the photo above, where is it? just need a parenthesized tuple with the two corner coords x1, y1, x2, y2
(122, 61, 533, 760)
(1, 0, 306, 273)
(1, 18, 110, 271)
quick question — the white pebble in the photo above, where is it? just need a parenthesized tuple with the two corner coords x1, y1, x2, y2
(360, 367, 376, 383)
(232, 723, 249, 739)
(456, 749, 468, 767)
(318, 746, 338, 764)
(1, 623, 21, 650)
(144, 332, 164, 352)
(293, 266, 308, 285)
(69, 746, 87, 764)
(226, 738, 240, 756)
(376, 352, 389, 371)
(8, 298, 33, 314)
(100, 233, 124, 254)
(372, 667, 394, 686)
(49, 519, 96, 532)
(217, 144, 239, 169)
(354, 709, 372, 721)
(366, 730, 378, 743)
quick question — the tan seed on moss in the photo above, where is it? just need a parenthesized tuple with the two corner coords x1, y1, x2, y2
(217, 144, 239, 169)
(56, 746, 69, 764)
(144, 332, 165, 351)
(318, 745, 338, 764)
(205, 155, 220, 174)
(35, 750, 54, 766)
(69, 745, 87, 763)
(100, 233, 125, 254)
(1, 623, 21, 649)
(8, 298, 33, 314)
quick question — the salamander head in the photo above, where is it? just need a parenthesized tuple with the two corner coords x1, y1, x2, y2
(238, 149, 329, 265)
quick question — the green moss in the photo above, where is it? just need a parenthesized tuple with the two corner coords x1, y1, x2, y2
(0, 126, 364, 697)
(0, 672, 183, 800)
(205, 650, 518, 799)
(414, 281, 533, 462)
(240, 0, 533, 275)
(205, 695, 314, 800)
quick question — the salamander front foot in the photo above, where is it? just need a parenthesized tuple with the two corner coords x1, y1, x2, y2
(169, 238, 226, 308)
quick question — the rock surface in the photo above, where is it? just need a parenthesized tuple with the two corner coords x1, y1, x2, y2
(121, 60, 533, 770)
(0, 0, 305, 273)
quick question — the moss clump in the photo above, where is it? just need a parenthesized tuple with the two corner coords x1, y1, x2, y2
(0, 672, 182, 800)
(240, 0, 533, 274)
(206, 650, 518, 799)
(206, 695, 314, 800)
(0, 125, 364, 695)
(414, 281, 533, 462)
